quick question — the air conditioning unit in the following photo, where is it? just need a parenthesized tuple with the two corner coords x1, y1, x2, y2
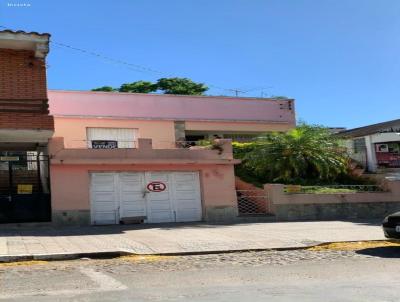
(376, 144, 389, 152)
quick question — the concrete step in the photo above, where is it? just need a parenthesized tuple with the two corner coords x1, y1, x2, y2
(236, 215, 276, 223)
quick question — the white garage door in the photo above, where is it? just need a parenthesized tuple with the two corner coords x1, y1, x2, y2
(90, 172, 202, 225)
(90, 173, 119, 225)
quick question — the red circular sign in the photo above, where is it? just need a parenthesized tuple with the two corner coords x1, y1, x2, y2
(147, 181, 166, 192)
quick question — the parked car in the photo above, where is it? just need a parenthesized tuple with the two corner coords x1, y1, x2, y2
(382, 212, 400, 239)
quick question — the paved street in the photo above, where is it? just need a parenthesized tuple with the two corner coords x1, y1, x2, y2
(0, 220, 385, 260)
(1, 246, 400, 301)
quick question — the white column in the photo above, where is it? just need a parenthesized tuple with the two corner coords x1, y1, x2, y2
(365, 135, 377, 172)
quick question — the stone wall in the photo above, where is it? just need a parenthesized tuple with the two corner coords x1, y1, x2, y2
(52, 210, 90, 226)
(275, 202, 400, 221)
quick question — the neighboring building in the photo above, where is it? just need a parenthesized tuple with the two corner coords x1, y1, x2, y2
(327, 127, 346, 134)
(338, 119, 400, 172)
(0, 29, 296, 226)
(48, 91, 295, 225)
(0, 30, 53, 223)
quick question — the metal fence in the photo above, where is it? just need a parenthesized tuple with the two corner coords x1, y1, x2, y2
(154, 140, 221, 149)
(236, 190, 270, 215)
(0, 153, 51, 223)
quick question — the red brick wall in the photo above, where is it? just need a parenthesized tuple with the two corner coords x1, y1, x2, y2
(0, 49, 47, 99)
(0, 48, 53, 131)
(0, 112, 54, 129)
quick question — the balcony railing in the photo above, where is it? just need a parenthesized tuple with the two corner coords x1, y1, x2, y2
(64, 140, 138, 149)
(63, 140, 224, 150)
(49, 138, 237, 165)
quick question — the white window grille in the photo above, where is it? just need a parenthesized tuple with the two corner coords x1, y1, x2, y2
(86, 128, 137, 149)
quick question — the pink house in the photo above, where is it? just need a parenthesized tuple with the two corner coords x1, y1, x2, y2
(0, 29, 296, 226)
(48, 90, 295, 225)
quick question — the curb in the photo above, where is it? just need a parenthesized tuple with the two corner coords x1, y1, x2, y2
(0, 251, 132, 263)
(0, 246, 312, 263)
(0, 239, 390, 263)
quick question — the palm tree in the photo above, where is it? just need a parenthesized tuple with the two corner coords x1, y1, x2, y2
(242, 124, 349, 183)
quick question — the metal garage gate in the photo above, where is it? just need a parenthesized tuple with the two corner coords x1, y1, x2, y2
(90, 171, 202, 225)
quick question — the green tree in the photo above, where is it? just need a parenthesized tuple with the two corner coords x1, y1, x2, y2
(119, 81, 157, 93)
(91, 86, 117, 92)
(238, 124, 349, 183)
(156, 77, 208, 95)
(92, 77, 208, 95)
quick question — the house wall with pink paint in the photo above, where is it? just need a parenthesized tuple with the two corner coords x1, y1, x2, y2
(47, 90, 296, 225)
(48, 90, 295, 124)
(53, 116, 176, 149)
(49, 138, 239, 225)
(48, 90, 295, 146)
(51, 163, 237, 225)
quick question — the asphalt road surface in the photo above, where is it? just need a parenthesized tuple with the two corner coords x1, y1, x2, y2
(1, 247, 400, 302)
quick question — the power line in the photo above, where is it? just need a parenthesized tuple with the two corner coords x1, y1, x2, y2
(0, 25, 275, 97)
(51, 40, 169, 76)
(50, 40, 245, 94)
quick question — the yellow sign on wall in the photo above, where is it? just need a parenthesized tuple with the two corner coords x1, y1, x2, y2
(0, 156, 19, 162)
(17, 184, 33, 194)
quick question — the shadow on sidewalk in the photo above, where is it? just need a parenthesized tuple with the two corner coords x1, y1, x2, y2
(0, 218, 383, 237)
(0, 221, 263, 237)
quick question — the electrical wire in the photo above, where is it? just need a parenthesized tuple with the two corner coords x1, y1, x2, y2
(0, 24, 274, 96)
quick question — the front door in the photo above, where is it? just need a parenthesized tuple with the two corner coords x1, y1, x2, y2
(0, 152, 51, 223)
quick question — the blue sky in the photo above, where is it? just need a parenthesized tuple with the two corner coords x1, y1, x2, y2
(0, 0, 398, 128)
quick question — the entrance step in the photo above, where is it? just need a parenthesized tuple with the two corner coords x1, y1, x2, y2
(236, 214, 276, 223)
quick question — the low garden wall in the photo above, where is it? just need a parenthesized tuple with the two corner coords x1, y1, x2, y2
(264, 180, 400, 221)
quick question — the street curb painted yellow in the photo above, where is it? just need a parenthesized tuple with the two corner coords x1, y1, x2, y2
(0, 240, 397, 264)
(308, 240, 400, 251)
(0, 260, 48, 267)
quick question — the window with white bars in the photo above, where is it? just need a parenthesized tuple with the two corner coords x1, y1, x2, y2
(27, 151, 37, 170)
(86, 128, 137, 149)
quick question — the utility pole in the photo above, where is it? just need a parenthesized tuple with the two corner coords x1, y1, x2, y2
(227, 89, 244, 97)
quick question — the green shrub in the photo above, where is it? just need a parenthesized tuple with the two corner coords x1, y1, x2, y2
(232, 124, 371, 186)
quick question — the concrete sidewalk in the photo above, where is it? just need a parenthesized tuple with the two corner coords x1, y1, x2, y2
(0, 220, 385, 261)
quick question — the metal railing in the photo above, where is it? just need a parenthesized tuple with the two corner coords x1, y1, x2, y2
(236, 190, 270, 215)
(153, 140, 222, 150)
(284, 184, 385, 194)
(63, 139, 226, 151)
(64, 140, 217, 149)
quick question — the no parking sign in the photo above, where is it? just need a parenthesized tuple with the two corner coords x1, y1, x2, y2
(147, 181, 166, 192)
